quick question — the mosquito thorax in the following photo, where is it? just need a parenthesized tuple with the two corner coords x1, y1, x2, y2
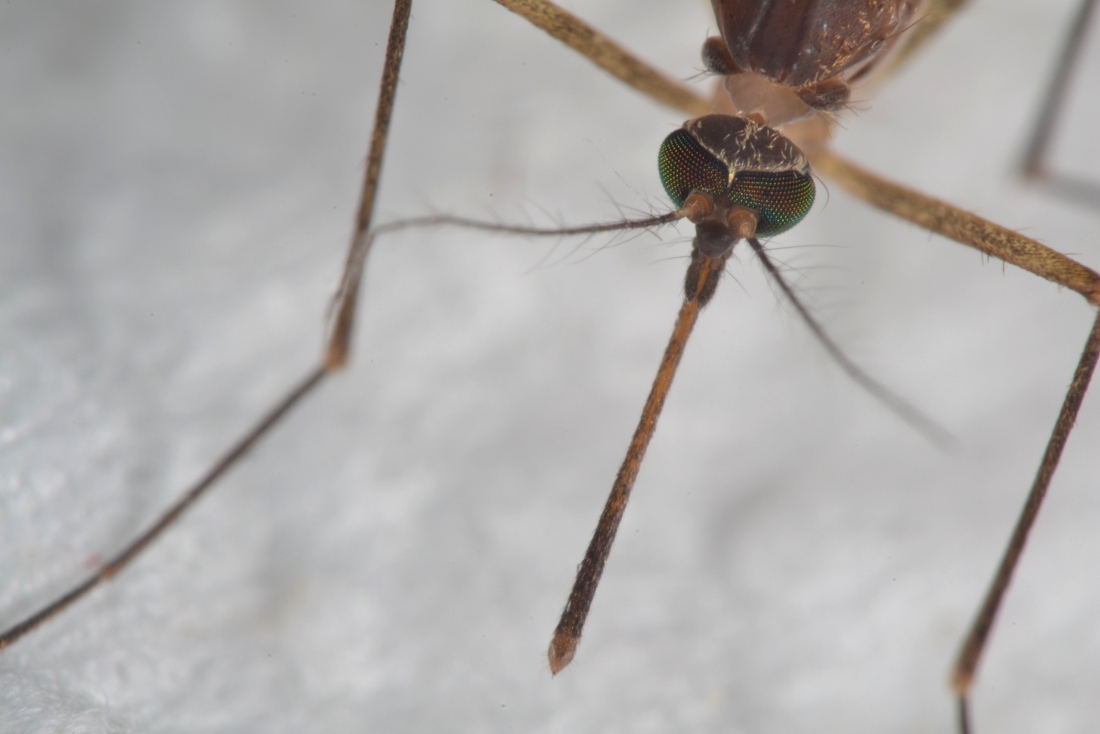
(704, 0, 920, 122)
(658, 114, 815, 239)
(710, 0, 919, 89)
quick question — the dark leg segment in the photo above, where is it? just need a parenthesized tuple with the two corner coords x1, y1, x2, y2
(1021, 0, 1098, 183)
(951, 311, 1100, 723)
(0, 0, 414, 651)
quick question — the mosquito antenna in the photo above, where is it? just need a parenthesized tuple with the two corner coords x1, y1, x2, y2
(325, 210, 683, 341)
(747, 236, 953, 447)
(376, 210, 682, 239)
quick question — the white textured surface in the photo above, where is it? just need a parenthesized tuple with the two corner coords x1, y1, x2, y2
(1, 1, 1099, 732)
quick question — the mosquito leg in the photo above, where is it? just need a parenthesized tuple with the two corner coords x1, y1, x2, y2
(811, 148, 1100, 302)
(0, 368, 325, 650)
(957, 695, 972, 734)
(490, 0, 709, 117)
(1021, 0, 1096, 175)
(0, 0, 414, 651)
(812, 145, 1100, 731)
(326, 0, 412, 367)
(952, 310, 1100, 731)
(1020, 0, 1100, 207)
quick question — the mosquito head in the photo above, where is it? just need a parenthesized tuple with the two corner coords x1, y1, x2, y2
(659, 114, 815, 240)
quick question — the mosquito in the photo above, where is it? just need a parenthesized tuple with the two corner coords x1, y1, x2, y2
(1, 1, 1098, 732)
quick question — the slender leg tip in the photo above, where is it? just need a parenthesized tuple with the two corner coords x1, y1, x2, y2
(547, 635, 576, 675)
(956, 693, 973, 734)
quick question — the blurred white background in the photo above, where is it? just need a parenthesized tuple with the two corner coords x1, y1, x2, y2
(1, 1, 1098, 732)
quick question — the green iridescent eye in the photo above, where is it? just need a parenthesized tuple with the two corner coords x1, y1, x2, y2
(658, 128, 728, 208)
(727, 170, 815, 237)
(657, 117, 816, 237)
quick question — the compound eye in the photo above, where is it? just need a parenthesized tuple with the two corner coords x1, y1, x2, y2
(727, 170, 815, 236)
(658, 128, 730, 208)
